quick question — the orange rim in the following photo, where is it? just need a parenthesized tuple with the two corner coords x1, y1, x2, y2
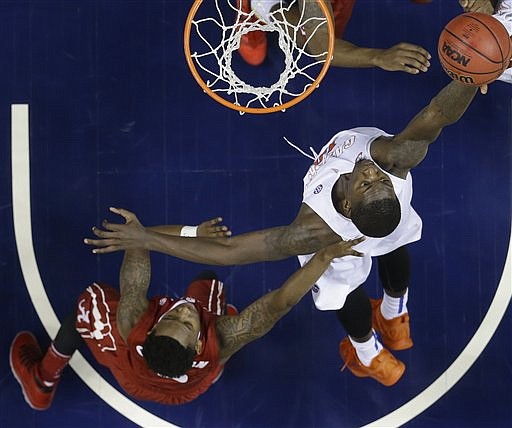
(183, 0, 335, 114)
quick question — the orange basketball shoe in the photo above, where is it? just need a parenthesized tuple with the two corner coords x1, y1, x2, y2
(236, 0, 267, 66)
(371, 298, 413, 351)
(339, 337, 405, 386)
(10, 332, 58, 410)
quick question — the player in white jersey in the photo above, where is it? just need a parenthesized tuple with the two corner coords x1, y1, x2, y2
(298, 127, 422, 311)
(86, 78, 482, 386)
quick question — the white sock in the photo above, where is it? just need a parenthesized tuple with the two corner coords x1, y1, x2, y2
(349, 330, 383, 367)
(380, 289, 409, 320)
(251, 0, 281, 23)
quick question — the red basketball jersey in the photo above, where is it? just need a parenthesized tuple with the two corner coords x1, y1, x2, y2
(75, 282, 224, 404)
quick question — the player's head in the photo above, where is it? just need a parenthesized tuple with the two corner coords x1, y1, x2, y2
(344, 159, 401, 238)
(143, 301, 202, 377)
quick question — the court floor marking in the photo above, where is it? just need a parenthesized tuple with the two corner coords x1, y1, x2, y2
(11, 104, 176, 428)
(363, 236, 512, 426)
(11, 103, 512, 427)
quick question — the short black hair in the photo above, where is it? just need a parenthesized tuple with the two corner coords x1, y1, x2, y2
(142, 332, 196, 378)
(351, 197, 401, 238)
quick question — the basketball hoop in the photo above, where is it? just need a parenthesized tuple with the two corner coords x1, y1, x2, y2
(184, 0, 335, 114)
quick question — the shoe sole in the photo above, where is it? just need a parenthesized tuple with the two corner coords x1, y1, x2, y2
(9, 331, 49, 411)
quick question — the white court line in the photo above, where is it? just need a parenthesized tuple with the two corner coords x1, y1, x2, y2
(362, 101, 512, 427)
(11, 104, 177, 428)
(11, 103, 512, 428)
(363, 242, 512, 427)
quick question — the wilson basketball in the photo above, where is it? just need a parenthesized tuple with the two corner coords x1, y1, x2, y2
(438, 12, 512, 85)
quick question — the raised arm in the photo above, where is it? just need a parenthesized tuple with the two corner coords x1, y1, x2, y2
(297, 0, 430, 74)
(116, 248, 151, 343)
(215, 236, 365, 364)
(372, 80, 478, 177)
(84, 205, 340, 265)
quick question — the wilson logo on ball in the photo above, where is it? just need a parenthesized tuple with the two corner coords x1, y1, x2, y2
(441, 41, 471, 67)
(441, 64, 475, 84)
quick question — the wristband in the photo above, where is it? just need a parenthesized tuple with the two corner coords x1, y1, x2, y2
(180, 225, 198, 237)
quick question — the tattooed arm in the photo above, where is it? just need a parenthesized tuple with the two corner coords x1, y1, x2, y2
(215, 237, 365, 364)
(85, 205, 341, 264)
(116, 248, 151, 343)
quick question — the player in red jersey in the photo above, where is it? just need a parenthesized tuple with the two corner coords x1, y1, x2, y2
(10, 211, 364, 408)
(237, 0, 431, 74)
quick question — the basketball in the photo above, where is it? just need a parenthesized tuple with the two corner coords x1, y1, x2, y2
(438, 12, 512, 85)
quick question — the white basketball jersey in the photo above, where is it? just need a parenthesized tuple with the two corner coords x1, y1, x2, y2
(495, 0, 512, 84)
(297, 127, 422, 310)
(495, 0, 512, 36)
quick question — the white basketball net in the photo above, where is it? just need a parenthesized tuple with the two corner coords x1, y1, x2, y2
(188, 0, 332, 113)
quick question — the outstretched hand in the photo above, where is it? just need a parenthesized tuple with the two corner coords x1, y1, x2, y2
(84, 208, 233, 254)
(197, 217, 232, 238)
(376, 43, 431, 74)
(84, 207, 147, 254)
(317, 236, 366, 260)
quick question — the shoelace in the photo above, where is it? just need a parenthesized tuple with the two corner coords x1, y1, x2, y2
(340, 344, 357, 372)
